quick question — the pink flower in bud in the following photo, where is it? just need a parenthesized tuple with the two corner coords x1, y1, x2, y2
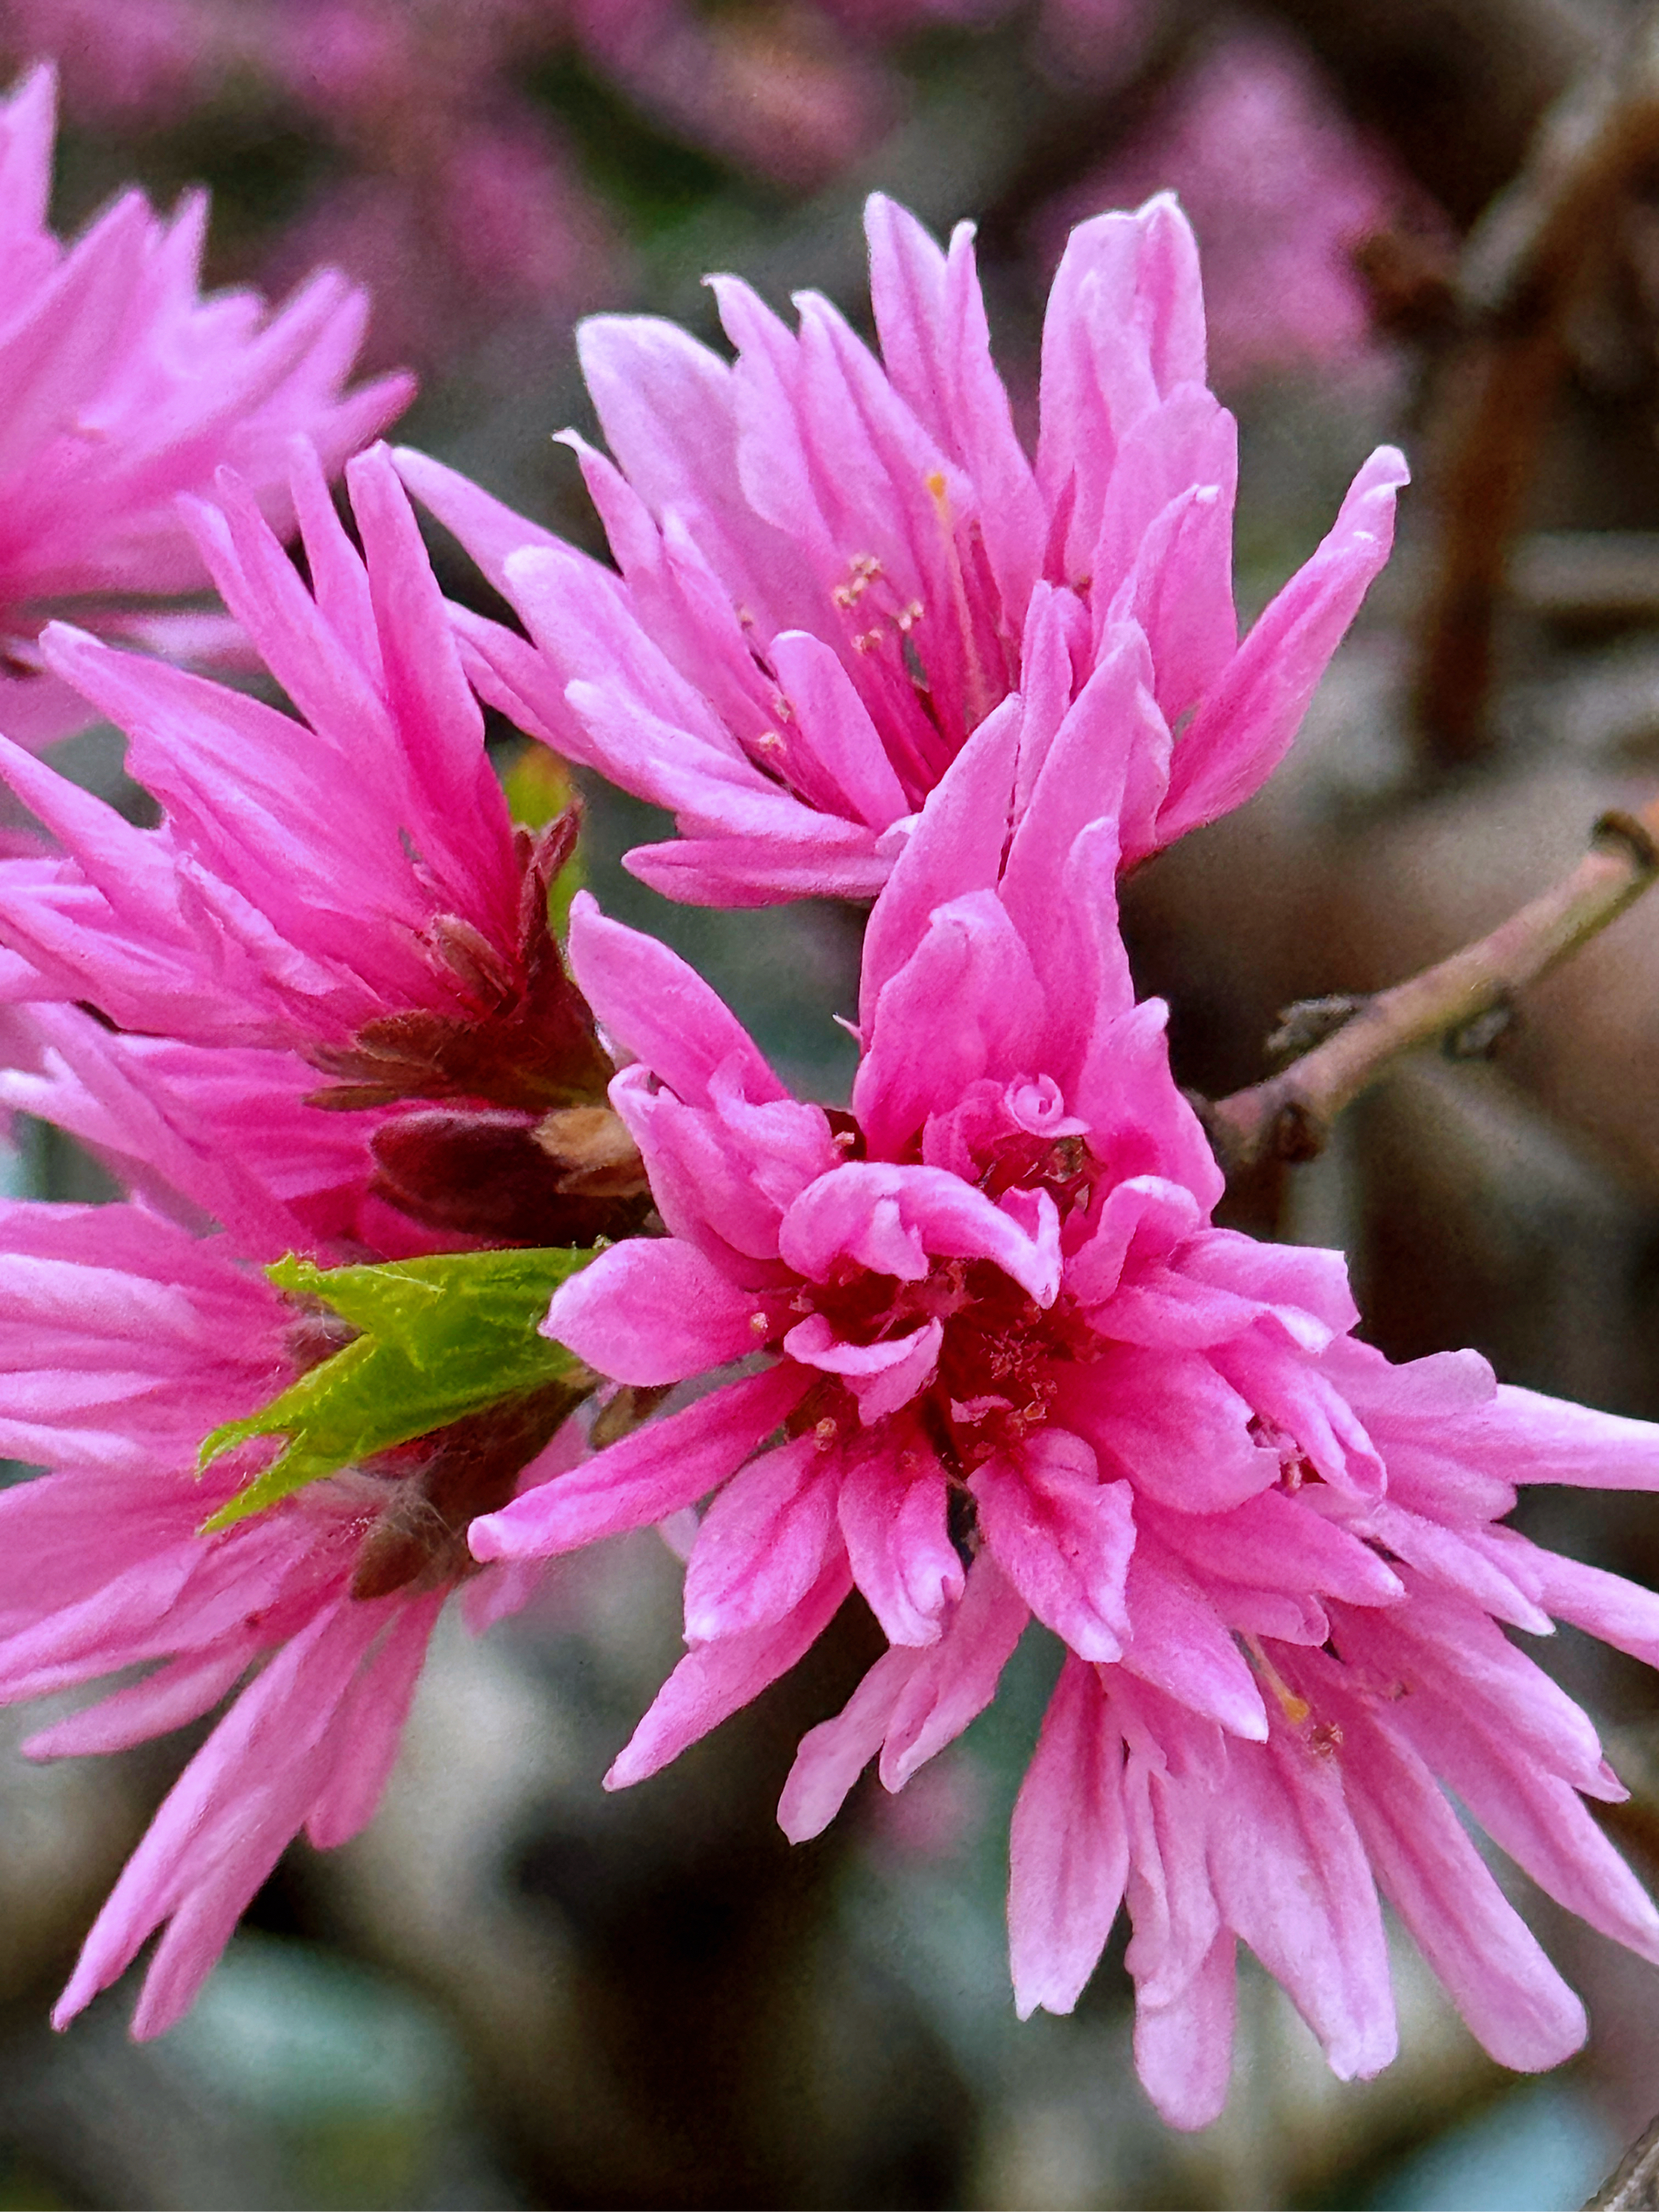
(397, 190, 1405, 907)
(0, 1195, 584, 2039)
(0, 64, 411, 749)
(473, 705, 1659, 2124)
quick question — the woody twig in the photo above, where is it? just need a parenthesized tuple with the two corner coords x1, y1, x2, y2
(1202, 808, 1659, 1177)
(1413, 6, 1659, 763)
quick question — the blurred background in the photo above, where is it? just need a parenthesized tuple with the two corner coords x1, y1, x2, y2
(12, 0, 1659, 2204)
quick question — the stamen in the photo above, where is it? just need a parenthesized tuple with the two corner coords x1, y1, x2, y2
(1244, 1636, 1311, 1726)
(926, 469, 994, 732)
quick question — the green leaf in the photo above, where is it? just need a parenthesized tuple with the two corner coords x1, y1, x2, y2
(198, 1245, 598, 1532)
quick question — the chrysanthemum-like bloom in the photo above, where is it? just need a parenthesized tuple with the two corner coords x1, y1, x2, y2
(0, 436, 600, 1065)
(0, 1191, 584, 2038)
(397, 190, 1405, 906)
(0, 436, 652, 1257)
(473, 698, 1659, 2124)
(0, 63, 410, 748)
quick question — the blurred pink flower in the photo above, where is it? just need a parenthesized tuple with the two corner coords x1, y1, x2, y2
(1033, 0, 1156, 85)
(0, 65, 411, 746)
(474, 704, 1659, 2125)
(0, 1193, 581, 2038)
(263, 114, 616, 377)
(577, 0, 898, 192)
(401, 192, 1404, 907)
(1052, 27, 1415, 384)
(0, 0, 216, 124)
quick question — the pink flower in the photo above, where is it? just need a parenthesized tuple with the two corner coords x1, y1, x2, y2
(0, 1192, 583, 2037)
(0, 64, 411, 748)
(397, 191, 1405, 906)
(0, 437, 640, 1250)
(472, 703, 1659, 2124)
(0, 438, 601, 1080)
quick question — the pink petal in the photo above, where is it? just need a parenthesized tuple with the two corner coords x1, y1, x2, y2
(878, 1551, 1030, 1787)
(544, 1236, 769, 1386)
(971, 1431, 1136, 1663)
(854, 891, 1048, 1159)
(469, 1363, 811, 1561)
(779, 1161, 1061, 1305)
(1010, 1654, 1129, 2015)
(1302, 1651, 1587, 2072)
(1134, 1932, 1238, 2131)
(778, 1550, 1029, 1839)
(1154, 445, 1408, 847)
(836, 1437, 962, 1644)
(567, 892, 786, 1109)
(1062, 1344, 1270, 1514)
(1207, 1722, 1397, 2080)
(606, 1554, 853, 1789)
(858, 697, 1019, 1033)
(1117, 1543, 1268, 1739)
(783, 1312, 943, 1427)
(682, 1433, 839, 1642)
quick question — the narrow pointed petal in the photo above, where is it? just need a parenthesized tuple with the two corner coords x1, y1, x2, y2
(1010, 1655, 1129, 2016)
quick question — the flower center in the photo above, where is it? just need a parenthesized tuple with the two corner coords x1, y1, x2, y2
(791, 1130, 1105, 1469)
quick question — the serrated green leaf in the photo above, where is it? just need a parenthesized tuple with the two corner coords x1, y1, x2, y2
(199, 1244, 598, 1532)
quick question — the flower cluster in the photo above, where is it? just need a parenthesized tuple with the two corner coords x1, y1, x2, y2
(0, 137, 1656, 2144)
(0, 432, 629, 2035)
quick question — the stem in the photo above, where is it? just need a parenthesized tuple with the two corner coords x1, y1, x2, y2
(1584, 2109, 1659, 2210)
(1413, 7, 1659, 762)
(1202, 809, 1659, 1178)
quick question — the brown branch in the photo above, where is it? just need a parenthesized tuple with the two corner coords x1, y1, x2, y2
(1413, 8, 1659, 764)
(1584, 2112, 1659, 2210)
(1202, 808, 1659, 1178)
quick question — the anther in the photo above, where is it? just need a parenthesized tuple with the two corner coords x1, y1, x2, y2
(1244, 1635, 1311, 1725)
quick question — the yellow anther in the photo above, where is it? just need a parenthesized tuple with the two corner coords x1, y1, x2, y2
(1244, 1636, 1311, 1726)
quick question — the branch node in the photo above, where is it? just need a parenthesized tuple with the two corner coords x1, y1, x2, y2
(1593, 808, 1659, 875)
(1267, 994, 1368, 1065)
(1444, 995, 1516, 1059)
(1271, 1101, 1326, 1164)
